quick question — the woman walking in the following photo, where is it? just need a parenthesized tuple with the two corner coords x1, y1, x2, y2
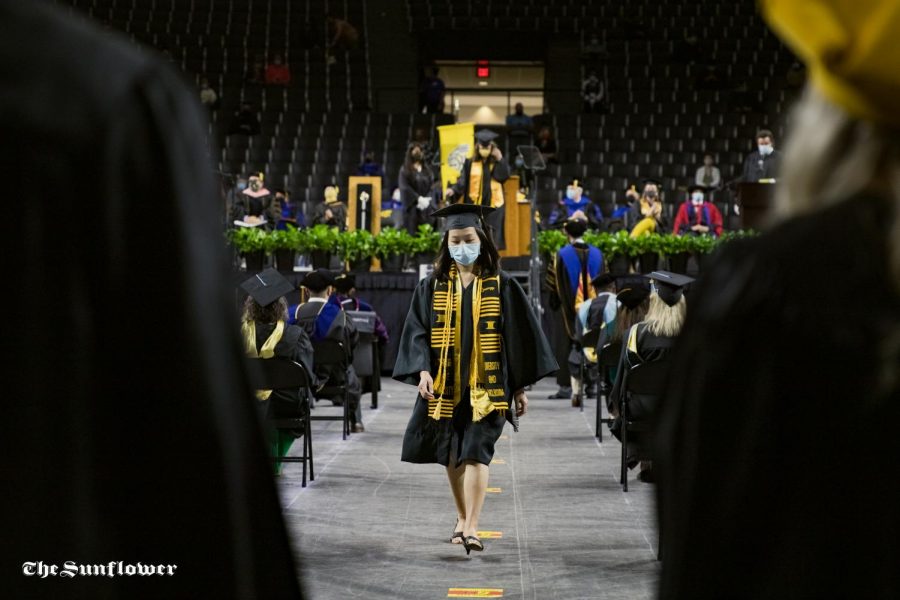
(393, 204, 556, 555)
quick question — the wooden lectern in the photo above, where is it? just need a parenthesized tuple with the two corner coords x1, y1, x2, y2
(348, 176, 382, 269)
(737, 181, 776, 230)
(499, 175, 532, 257)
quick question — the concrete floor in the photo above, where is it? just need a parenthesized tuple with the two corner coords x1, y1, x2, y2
(278, 377, 660, 600)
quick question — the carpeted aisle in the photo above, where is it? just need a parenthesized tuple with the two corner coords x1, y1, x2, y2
(278, 377, 659, 600)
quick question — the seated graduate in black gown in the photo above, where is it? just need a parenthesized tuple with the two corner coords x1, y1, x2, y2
(240, 268, 316, 474)
(292, 269, 365, 433)
(393, 203, 556, 555)
(609, 270, 692, 480)
(596, 274, 652, 391)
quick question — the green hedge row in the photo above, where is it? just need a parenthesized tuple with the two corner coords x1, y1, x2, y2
(227, 224, 443, 261)
(537, 229, 759, 258)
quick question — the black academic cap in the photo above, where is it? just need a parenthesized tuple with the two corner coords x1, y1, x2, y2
(615, 275, 651, 309)
(474, 129, 499, 144)
(563, 218, 588, 238)
(688, 184, 706, 195)
(334, 272, 356, 293)
(641, 177, 662, 189)
(431, 202, 495, 231)
(649, 270, 694, 306)
(240, 267, 294, 307)
(591, 272, 616, 288)
(301, 268, 335, 292)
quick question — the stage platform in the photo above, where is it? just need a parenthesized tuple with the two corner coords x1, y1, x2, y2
(277, 376, 659, 599)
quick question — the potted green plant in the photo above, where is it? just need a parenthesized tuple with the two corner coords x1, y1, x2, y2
(690, 234, 718, 272)
(537, 229, 568, 259)
(633, 233, 663, 273)
(228, 226, 268, 272)
(263, 225, 301, 273)
(337, 229, 376, 272)
(410, 223, 443, 266)
(600, 230, 634, 275)
(660, 233, 693, 274)
(374, 227, 414, 272)
(303, 224, 340, 270)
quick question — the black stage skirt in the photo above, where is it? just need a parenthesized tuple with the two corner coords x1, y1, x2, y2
(401, 388, 506, 467)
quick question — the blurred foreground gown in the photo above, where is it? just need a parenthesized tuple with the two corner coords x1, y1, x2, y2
(0, 2, 303, 597)
(656, 195, 900, 599)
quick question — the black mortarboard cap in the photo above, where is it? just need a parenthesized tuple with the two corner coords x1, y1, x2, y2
(615, 275, 651, 309)
(591, 272, 616, 289)
(240, 267, 294, 307)
(563, 218, 588, 238)
(649, 270, 695, 306)
(474, 129, 499, 145)
(688, 184, 707, 195)
(641, 177, 662, 189)
(301, 268, 335, 292)
(431, 202, 495, 231)
(334, 272, 356, 293)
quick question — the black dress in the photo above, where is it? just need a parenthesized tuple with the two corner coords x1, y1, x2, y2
(656, 195, 900, 599)
(398, 162, 436, 235)
(394, 272, 557, 466)
(0, 1, 303, 597)
(253, 322, 316, 438)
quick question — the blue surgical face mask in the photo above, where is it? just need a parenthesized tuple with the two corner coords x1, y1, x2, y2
(236, 182, 248, 191)
(691, 193, 704, 204)
(449, 242, 481, 266)
(565, 189, 578, 200)
(514, 157, 524, 167)
(758, 144, 773, 156)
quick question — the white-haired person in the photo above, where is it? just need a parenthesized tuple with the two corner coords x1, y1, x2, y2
(609, 270, 692, 482)
(656, 0, 900, 596)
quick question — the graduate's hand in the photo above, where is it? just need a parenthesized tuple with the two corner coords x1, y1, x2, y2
(418, 371, 434, 400)
(491, 146, 502, 161)
(445, 188, 455, 199)
(514, 390, 528, 417)
(324, 208, 334, 220)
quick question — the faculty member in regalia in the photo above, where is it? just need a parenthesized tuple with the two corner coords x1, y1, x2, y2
(393, 204, 556, 555)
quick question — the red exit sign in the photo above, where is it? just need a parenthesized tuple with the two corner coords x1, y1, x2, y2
(476, 60, 490, 78)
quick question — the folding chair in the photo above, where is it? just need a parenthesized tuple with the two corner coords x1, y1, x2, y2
(596, 340, 623, 441)
(575, 327, 601, 413)
(344, 309, 381, 409)
(246, 358, 314, 487)
(620, 360, 669, 492)
(311, 340, 352, 440)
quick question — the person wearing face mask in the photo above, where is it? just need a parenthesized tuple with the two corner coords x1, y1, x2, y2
(549, 178, 604, 229)
(628, 178, 668, 237)
(399, 142, 436, 235)
(741, 129, 782, 182)
(394, 203, 556, 556)
(446, 129, 510, 248)
(308, 184, 348, 231)
(510, 152, 534, 193)
(672, 185, 724, 237)
(230, 172, 279, 228)
(546, 218, 604, 405)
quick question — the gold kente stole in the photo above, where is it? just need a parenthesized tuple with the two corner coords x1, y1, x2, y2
(468, 161, 505, 208)
(241, 320, 285, 401)
(429, 264, 506, 422)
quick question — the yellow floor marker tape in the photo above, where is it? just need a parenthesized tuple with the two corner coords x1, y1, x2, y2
(476, 531, 503, 538)
(490, 458, 506, 465)
(486, 487, 502, 493)
(448, 588, 503, 597)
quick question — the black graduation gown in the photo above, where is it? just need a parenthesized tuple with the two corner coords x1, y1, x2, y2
(0, 2, 302, 597)
(294, 301, 362, 410)
(393, 272, 558, 464)
(398, 162, 436, 235)
(254, 322, 316, 436)
(656, 195, 900, 599)
(608, 322, 676, 466)
(308, 200, 349, 231)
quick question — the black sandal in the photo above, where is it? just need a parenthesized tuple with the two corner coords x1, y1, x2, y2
(451, 516, 465, 544)
(463, 536, 484, 555)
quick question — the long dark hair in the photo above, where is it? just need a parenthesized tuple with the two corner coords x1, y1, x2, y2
(432, 228, 501, 281)
(403, 142, 431, 174)
(611, 300, 649, 343)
